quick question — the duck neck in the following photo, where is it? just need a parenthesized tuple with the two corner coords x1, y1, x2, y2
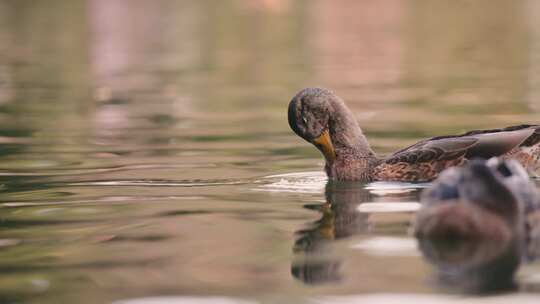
(328, 101, 376, 160)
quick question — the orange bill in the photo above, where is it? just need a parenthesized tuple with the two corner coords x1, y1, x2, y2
(313, 130, 336, 163)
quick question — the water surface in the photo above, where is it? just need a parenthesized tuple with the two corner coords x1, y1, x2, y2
(0, 1, 540, 303)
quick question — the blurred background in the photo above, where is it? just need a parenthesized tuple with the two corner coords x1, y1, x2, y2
(0, 0, 540, 303)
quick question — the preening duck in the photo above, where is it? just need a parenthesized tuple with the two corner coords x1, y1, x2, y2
(287, 87, 540, 182)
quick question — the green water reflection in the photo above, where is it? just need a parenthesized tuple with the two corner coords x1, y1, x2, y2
(0, 0, 539, 303)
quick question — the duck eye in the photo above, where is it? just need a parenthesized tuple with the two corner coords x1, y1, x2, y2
(302, 116, 308, 125)
(497, 162, 513, 177)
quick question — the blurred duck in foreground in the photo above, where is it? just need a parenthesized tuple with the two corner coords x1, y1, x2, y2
(415, 158, 540, 293)
(415, 158, 540, 242)
(288, 87, 540, 182)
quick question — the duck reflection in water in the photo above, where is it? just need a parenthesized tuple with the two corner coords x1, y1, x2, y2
(415, 158, 540, 294)
(291, 181, 372, 284)
(418, 236, 521, 293)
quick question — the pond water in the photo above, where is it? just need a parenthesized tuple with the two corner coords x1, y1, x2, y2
(1, 0, 540, 303)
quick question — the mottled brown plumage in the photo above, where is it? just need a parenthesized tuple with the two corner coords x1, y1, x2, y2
(288, 87, 540, 182)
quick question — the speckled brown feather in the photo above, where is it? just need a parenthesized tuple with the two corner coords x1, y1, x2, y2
(501, 127, 540, 173)
(366, 126, 539, 182)
(326, 152, 378, 181)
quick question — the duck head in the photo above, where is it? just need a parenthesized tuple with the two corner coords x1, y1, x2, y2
(288, 88, 337, 164)
(288, 88, 375, 172)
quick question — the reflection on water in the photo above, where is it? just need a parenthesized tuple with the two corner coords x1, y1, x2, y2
(291, 181, 422, 285)
(419, 238, 521, 294)
(0, 0, 539, 303)
(291, 182, 370, 284)
(292, 179, 540, 295)
(114, 297, 257, 304)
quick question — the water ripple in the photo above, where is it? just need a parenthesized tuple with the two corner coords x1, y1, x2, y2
(357, 202, 421, 213)
(364, 181, 430, 195)
(351, 237, 419, 257)
(1, 195, 205, 207)
(255, 171, 327, 193)
(67, 179, 248, 187)
(0, 164, 216, 177)
(114, 297, 256, 304)
(255, 171, 429, 195)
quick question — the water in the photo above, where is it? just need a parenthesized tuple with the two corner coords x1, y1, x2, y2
(1, 0, 540, 303)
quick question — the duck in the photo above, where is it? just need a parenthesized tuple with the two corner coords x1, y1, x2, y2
(287, 87, 540, 182)
(414, 158, 540, 241)
(415, 158, 540, 293)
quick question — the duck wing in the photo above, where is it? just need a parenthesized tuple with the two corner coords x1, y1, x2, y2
(374, 137, 477, 181)
(385, 137, 478, 165)
(464, 127, 536, 158)
(373, 126, 537, 181)
(464, 125, 540, 171)
(520, 126, 540, 147)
